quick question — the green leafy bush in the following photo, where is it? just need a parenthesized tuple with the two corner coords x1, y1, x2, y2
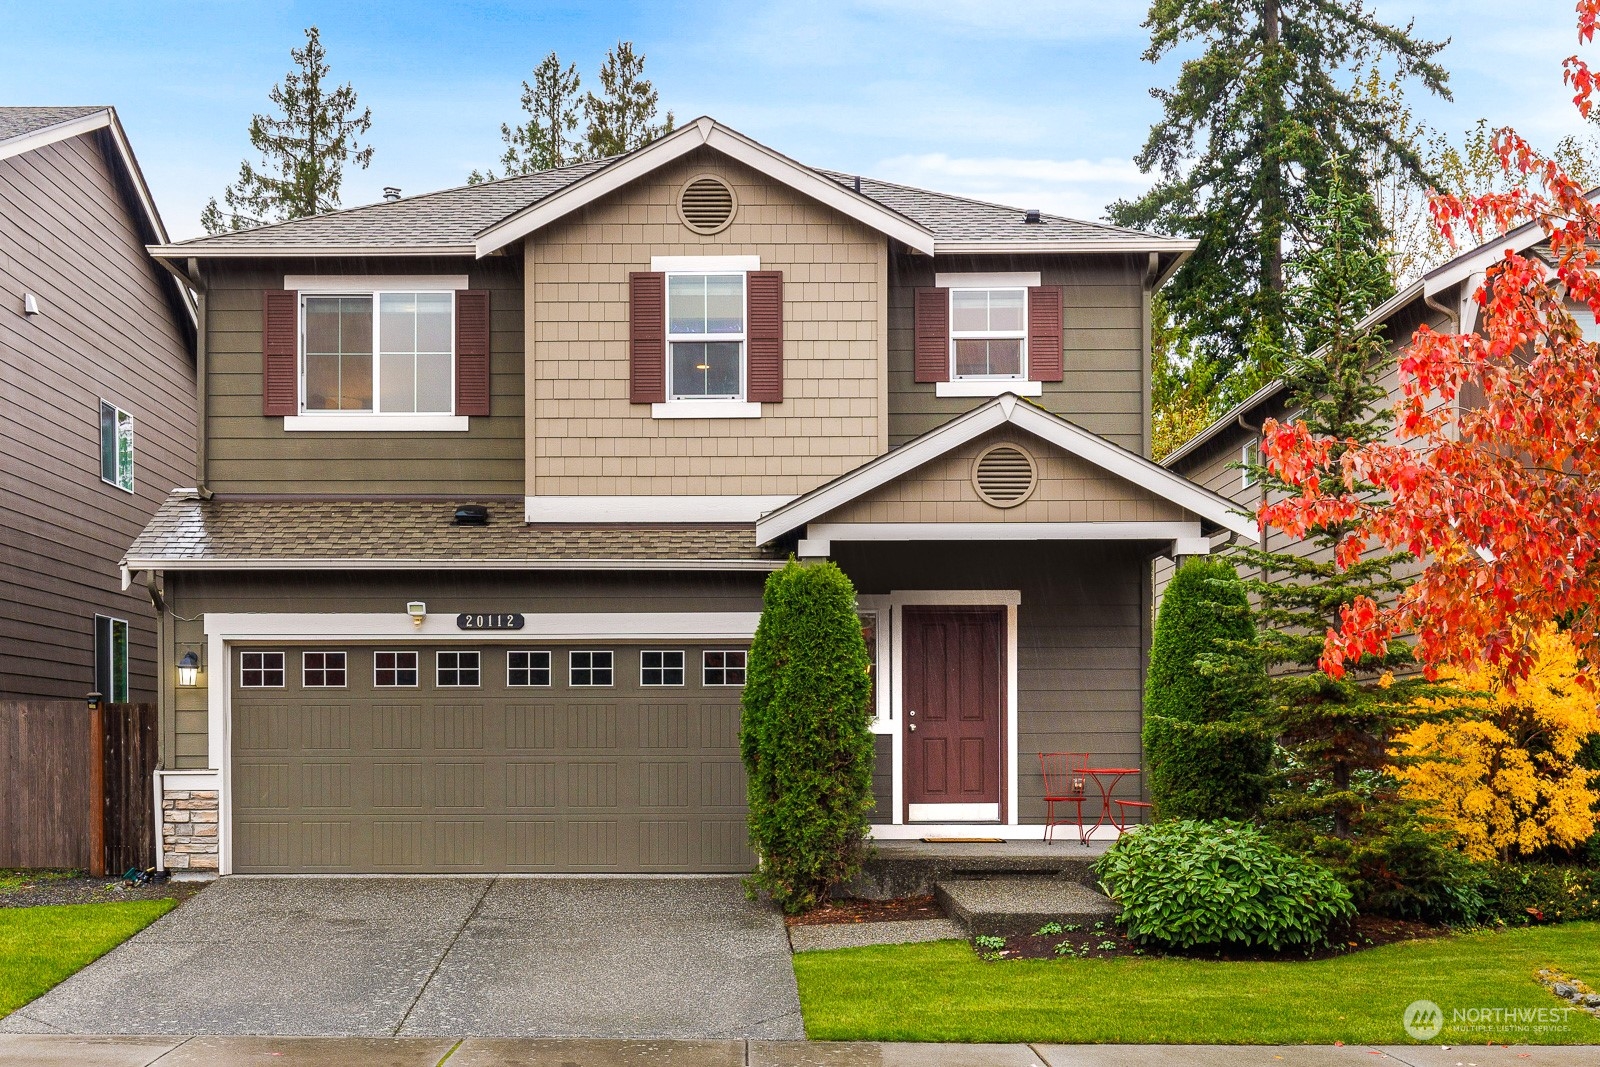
(1096, 819, 1355, 951)
(1144, 558, 1270, 820)
(1480, 862, 1600, 925)
(1343, 813, 1489, 924)
(741, 559, 875, 914)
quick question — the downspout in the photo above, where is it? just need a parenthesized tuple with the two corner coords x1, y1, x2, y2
(1235, 411, 1266, 583)
(1141, 252, 1159, 458)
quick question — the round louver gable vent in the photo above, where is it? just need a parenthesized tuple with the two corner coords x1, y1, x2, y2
(972, 444, 1038, 508)
(678, 175, 736, 234)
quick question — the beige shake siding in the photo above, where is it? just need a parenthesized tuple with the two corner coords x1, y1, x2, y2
(524, 147, 889, 499)
(201, 256, 524, 496)
(888, 253, 1150, 452)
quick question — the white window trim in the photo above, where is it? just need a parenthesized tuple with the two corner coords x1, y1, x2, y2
(98, 400, 134, 493)
(639, 649, 687, 687)
(507, 650, 553, 687)
(934, 271, 1041, 288)
(1242, 442, 1258, 489)
(297, 288, 457, 420)
(948, 285, 1029, 383)
(94, 614, 131, 701)
(301, 650, 347, 688)
(935, 380, 1042, 398)
(650, 401, 761, 419)
(663, 270, 747, 405)
(650, 255, 759, 272)
(374, 650, 420, 688)
(286, 274, 469, 291)
(569, 650, 615, 687)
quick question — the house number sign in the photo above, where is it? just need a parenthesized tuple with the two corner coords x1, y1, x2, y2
(456, 613, 525, 630)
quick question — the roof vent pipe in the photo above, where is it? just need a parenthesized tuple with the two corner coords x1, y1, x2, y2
(853, 175, 862, 194)
(383, 186, 402, 202)
(1024, 209, 1042, 224)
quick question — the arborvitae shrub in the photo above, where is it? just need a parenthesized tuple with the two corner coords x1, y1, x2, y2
(740, 559, 875, 913)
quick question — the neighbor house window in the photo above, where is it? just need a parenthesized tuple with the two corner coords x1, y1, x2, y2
(570, 650, 613, 687)
(437, 650, 480, 687)
(239, 650, 284, 689)
(99, 401, 134, 492)
(949, 288, 1026, 379)
(667, 273, 744, 399)
(507, 650, 551, 687)
(303, 651, 346, 687)
(702, 650, 746, 687)
(94, 616, 130, 701)
(1242, 441, 1259, 489)
(302, 291, 453, 414)
(640, 650, 685, 686)
(374, 650, 419, 687)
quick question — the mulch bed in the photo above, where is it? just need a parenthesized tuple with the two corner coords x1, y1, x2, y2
(0, 870, 206, 909)
(785, 895, 945, 926)
(975, 914, 1450, 962)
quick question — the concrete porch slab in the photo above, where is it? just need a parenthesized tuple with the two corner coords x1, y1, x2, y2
(850, 840, 1109, 899)
(935, 876, 1117, 937)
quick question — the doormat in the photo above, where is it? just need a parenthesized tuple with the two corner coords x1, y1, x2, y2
(921, 836, 1005, 843)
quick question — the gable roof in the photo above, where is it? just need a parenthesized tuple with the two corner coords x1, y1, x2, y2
(0, 106, 192, 326)
(148, 116, 1196, 264)
(755, 393, 1258, 545)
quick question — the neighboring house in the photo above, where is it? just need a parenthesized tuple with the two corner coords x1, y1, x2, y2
(1, 107, 196, 704)
(128, 117, 1253, 876)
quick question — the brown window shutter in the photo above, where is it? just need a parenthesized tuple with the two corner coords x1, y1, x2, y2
(455, 290, 491, 416)
(261, 290, 299, 416)
(914, 286, 950, 383)
(629, 271, 666, 404)
(746, 271, 783, 403)
(1028, 285, 1064, 382)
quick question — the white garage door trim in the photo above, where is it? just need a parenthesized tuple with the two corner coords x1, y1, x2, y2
(203, 611, 761, 875)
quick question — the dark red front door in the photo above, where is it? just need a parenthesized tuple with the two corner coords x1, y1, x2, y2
(903, 607, 1004, 818)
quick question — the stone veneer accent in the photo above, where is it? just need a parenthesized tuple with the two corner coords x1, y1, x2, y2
(162, 789, 219, 871)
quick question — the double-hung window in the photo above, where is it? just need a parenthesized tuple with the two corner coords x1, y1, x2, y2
(949, 288, 1027, 380)
(667, 273, 745, 400)
(301, 291, 454, 415)
(94, 616, 130, 701)
(98, 401, 134, 492)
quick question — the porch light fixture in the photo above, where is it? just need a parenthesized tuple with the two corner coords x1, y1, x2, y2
(177, 651, 200, 687)
(407, 601, 427, 628)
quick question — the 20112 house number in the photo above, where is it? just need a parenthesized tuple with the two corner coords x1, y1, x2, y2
(456, 613, 525, 630)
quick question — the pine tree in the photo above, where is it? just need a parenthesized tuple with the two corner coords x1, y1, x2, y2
(1230, 163, 1467, 918)
(582, 41, 674, 159)
(201, 26, 373, 233)
(469, 52, 582, 184)
(1110, 0, 1449, 406)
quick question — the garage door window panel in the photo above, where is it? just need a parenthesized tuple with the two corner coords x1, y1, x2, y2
(437, 650, 481, 687)
(303, 651, 347, 687)
(641, 650, 685, 686)
(375, 651, 419, 687)
(703, 650, 746, 687)
(508, 650, 552, 687)
(570, 651, 613, 687)
(241, 651, 286, 688)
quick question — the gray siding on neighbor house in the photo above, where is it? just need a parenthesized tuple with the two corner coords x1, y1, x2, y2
(0, 130, 195, 701)
(888, 253, 1150, 452)
(835, 540, 1153, 823)
(200, 256, 524, 496)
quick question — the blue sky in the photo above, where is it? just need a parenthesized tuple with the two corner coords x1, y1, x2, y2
(3, 1, 1596, 240)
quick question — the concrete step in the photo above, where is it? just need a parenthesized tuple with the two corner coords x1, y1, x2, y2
(851, 840, 1108, 899)
(935, 876, 1118, 938)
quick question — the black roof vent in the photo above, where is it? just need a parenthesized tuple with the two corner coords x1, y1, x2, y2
(1024, 208, 1042, 224)
(454, 504, 489, 526)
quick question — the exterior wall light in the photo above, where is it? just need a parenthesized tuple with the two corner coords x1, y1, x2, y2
(407, 601, 427, 628)
(177, 651, 200, 687)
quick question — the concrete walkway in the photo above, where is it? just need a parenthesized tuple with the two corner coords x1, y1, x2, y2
(0, 877, 802, 1039)
(2, 1035, 1598, 1066)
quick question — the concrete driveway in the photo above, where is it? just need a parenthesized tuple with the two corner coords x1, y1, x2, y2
(0, 877, 803, 1039)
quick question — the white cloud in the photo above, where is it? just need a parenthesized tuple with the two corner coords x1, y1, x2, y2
(872, 152, 1151, 222)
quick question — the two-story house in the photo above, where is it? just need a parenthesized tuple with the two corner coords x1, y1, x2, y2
(129, 118, 1253, 875)
(1, 106, 195, 705)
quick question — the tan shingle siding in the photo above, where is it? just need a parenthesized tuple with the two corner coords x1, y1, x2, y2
(526, 148, 886, 499)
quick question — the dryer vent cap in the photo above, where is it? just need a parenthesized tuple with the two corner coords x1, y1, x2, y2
(454, 504, 489, 526)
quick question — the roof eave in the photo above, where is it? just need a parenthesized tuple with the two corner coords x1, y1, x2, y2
(147, 243, 479, 260)
(124, 556, 782, 573)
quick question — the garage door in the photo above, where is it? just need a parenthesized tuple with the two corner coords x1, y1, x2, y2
(230, 642, 752, 873)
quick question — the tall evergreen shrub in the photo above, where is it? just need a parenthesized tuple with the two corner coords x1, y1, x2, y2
(741, 559, 875, 913)
(1143, 557, 1270, 820)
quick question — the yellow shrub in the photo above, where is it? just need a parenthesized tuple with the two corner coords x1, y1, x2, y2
(1394, 627, 1600, 861)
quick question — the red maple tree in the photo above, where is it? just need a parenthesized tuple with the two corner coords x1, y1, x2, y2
(1260, 1, 1600, 684)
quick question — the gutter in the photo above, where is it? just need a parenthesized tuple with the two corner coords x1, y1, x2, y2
(122, 557, 785, 573)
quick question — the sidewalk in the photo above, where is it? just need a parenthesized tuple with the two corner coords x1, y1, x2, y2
(3, 1035, 1598, 1067)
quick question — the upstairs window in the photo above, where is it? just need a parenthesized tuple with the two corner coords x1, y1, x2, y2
(949, 288, 1026, 379)
(667, 273, 745, 400)
(99, 401, 134, 492)
(301, 291, 453, 414)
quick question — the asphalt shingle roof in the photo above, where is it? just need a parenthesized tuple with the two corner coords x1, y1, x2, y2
(124, 494, 781, 568)
(0, 106, 107, 143)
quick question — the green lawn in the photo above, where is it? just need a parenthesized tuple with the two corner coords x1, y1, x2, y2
(794, 923, 1600, 1044)
(0, 900, 176, 1018)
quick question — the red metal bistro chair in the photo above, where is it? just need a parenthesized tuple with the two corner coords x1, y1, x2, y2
(1039, 752, 1091, 845)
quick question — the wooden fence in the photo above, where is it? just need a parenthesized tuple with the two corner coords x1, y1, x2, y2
(0, 700, 158, 873)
